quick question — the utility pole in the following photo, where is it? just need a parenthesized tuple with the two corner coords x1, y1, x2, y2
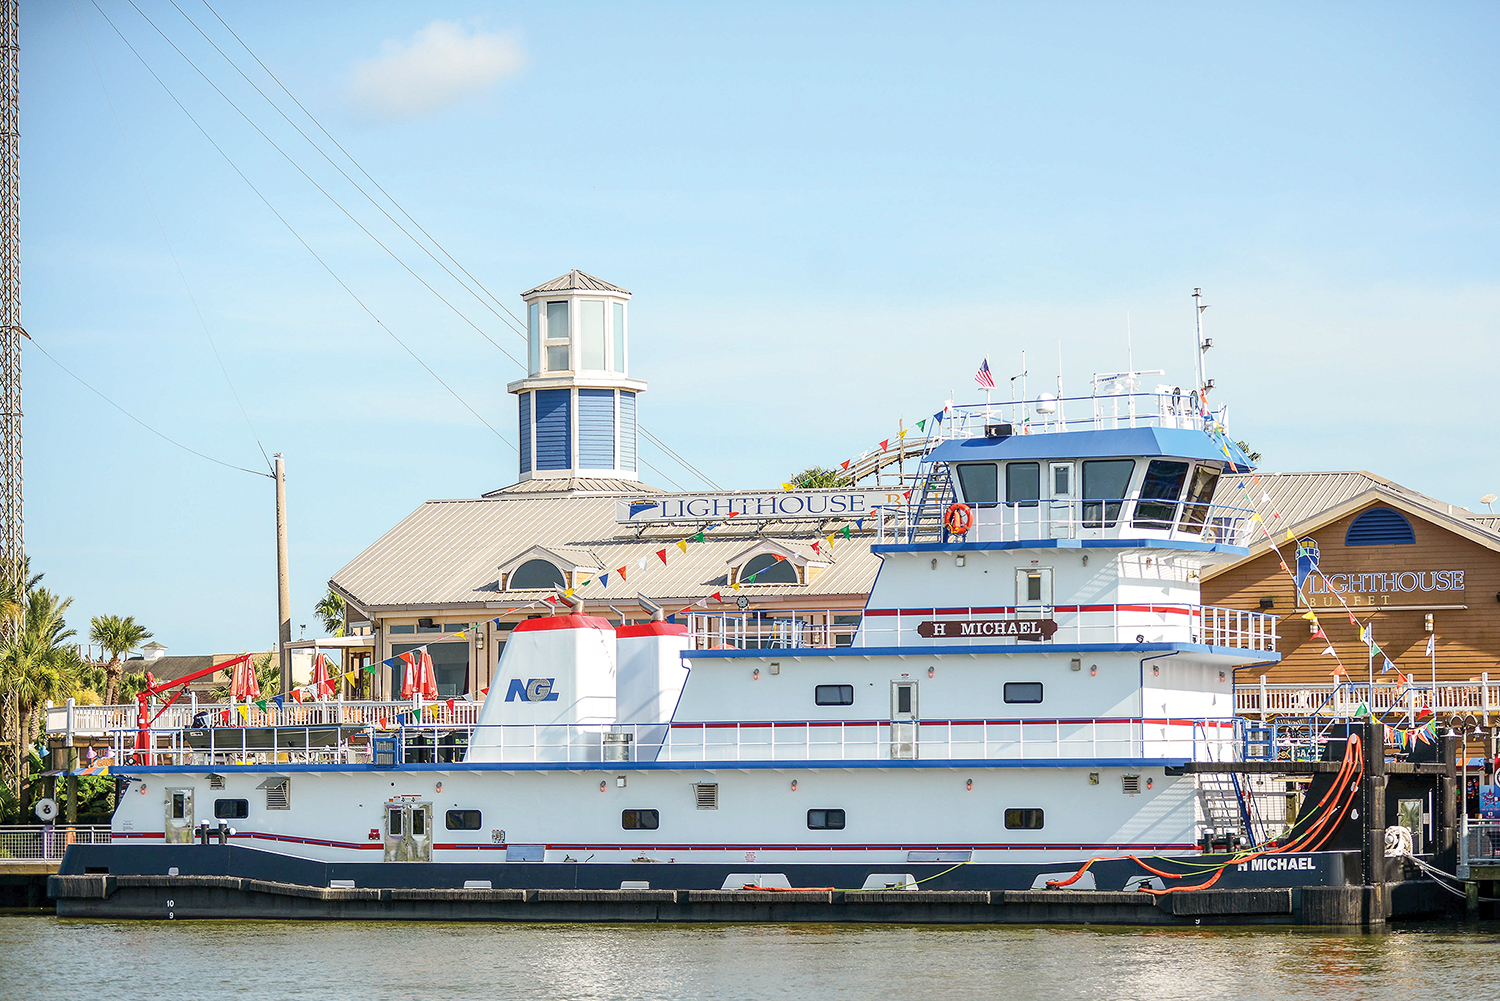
(0, 0, 22, 589)
(274, 453, 291, 695)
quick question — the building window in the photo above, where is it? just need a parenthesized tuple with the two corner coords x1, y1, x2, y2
(214, 798, 248, 819)
(956, 463, 998, 505)
(1003, 682, 1043, 704)
(545, 300, 570, 371)
(1006, 462, 1040, 507)
(815, 684, 854, 706)
(389, 624, 415, 634)
(739, 552, 798, 585)
(392, 642, 471, 699)
(528, 302, 540, 375)
(612, 302, 626, 373)
(1345, 507, 1416, 546)
(1134, 460, 1190, 528)
(510, 558, 566, 590)
(622, 809, 660, 830)
(445, 810, 482, 830)
(1082, 459, 1134, 527)
(807, 809, 845, 830)
(1004, 808, 1044, 830)
(581, 299, 607, 370)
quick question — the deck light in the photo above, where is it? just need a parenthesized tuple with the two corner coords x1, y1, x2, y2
(599, 781, 607, 792)
(928, 667, 935, 678)
(435, 782, 443, 793)
(956, 556, 965, 567)
(790, 780, 798, 792)
(966, 779, 973, 790)
(753, 668, 760, 680)
(1090, 665, 1098, 677)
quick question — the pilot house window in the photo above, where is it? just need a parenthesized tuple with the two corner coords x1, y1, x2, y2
(1134, 460, 1190, 528)
(1082, 459, 1134, 527)
(956, 463, 998, 505)
(1006, 463, 1040, 507)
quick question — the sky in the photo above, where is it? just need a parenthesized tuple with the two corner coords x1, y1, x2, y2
(22, 1, 1500, 654)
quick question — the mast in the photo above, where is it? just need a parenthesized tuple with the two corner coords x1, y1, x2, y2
(0, 0, 20, 587)
(1192, 287, 1210, 414)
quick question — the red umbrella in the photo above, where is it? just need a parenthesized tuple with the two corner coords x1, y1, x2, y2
(231, 658, 260, 701)
(398, 651, 418, 699)
(310, 653, 334, 700)
(417, 650, 439, 700)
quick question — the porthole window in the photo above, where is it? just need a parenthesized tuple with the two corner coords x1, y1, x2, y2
(621, 809, 660, 830)
(1004, 808, 1044, 830)
(807, 809, 846, 830)
(445, 810, 482, 831)
(509, 559, 566, 590)
(1003, 682, 1044, 704)
(213, 798, 249, 819)
(815, 684, 854, 706)
(739, 553, 798, 585)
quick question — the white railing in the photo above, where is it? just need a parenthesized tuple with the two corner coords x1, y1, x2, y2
(0, 825, 112, 861)
(932, 391, 1220, 442)
(851, 603, 1277, 652)
(1458, 819, 1500, 878)
(878, 496, 1255, 548)
(47, 699, 484, 736)
(685, 609, 864, 650)
(106, 717, 1243, 768)
(1235, 676, 1499, 722)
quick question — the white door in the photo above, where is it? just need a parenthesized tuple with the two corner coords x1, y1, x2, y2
(890, 682, 918, 760)
(164, 788, 194, 844)
(1048, 463, 1075, 538)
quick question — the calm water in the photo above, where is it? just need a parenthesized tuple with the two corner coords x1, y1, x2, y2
(5, 917, 1500, 1000)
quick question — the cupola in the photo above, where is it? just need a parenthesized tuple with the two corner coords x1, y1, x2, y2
(507, 270, 647, 481)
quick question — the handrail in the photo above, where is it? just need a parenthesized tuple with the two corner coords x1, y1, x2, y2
(1235, 676, 1499, 723)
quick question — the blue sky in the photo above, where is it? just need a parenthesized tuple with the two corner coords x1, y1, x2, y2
(24, 1, 1500, 654)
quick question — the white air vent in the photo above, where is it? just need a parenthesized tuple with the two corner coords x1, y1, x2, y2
(258, 777, 290, 810)
(1122, 775, 1140, 795)
(694, 783, 719, 810)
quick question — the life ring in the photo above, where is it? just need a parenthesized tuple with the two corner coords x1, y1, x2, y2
(944, 503, 973, 535)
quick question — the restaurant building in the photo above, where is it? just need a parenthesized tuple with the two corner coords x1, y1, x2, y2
(1202, 471, 1500, 688)
(327, 271, 895, 699)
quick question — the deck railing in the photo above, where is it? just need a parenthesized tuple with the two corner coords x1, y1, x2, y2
(877, 496, 1256, 548)
(104, 717, 1244, 768)
(46, 699, 484, 737)
(1235, 676, 1498, 723)
(0, 825, 112, 861)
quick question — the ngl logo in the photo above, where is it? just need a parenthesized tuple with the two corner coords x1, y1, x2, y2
(505, 678, 560, 702)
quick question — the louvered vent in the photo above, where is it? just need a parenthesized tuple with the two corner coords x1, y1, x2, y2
(260, 778, 290, 810)
(1121, 775, 1140, 795)
(208, 774, 225, 790)
(694, 783, 719, 810)
(1345, 507, 1415, 547)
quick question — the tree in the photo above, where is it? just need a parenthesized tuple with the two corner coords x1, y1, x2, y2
(789, 466, 850, 489)
(0, 587, 90, 811)
(315, 588, 346, 637)
(1236, 440, 1263, 464)
(89, 615, 153, 705)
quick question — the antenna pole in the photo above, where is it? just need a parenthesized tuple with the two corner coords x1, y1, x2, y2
(1192, 287, 1209, 409)
(275, 453, 292, 695)
(0, 0, 20, 590)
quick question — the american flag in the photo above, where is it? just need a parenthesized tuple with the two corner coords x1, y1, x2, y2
(974, 356, 995, 389)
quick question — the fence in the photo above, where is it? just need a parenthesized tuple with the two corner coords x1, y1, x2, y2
(1458, 819, 1500, 878)
(0, 825, 112, 861)
(1236, 676, 1498, 723)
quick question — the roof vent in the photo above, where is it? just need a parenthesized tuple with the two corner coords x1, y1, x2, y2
(1345, 508, 1415, 547)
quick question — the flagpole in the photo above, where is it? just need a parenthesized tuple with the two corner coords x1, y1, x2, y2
(1431, 633, 1437, 714)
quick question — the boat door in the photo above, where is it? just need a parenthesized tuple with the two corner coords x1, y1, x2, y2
(164, 787, 194, 844)
(1015, 568, 1054, 616)
(382, 800, 435, 861)
(890, 682, 918, 760)
(1047, 462, 1075, 538)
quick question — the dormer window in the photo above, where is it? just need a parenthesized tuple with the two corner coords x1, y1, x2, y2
(544, 301, 570, 372)
(738, 553, 799, 585)
(508, 559, 566, 590)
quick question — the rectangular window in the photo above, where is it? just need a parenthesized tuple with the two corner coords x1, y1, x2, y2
(613, 302, 626, 373)
(1025, 572, 1042, 602)
(815, 684, 854, 706)
(545, 300, 570, 371)
(1006, 462, 1040, 507)
(389, 625, 415, 635)
(412, 809, 426, 836)
(622, 809, 660, 830)
(807, 809, 846, 830)
(1052, 465, 1070, 495)
(528, 302, 540, 375)
(1003, 682, 1044, 704)
(445, 809, 482, 831)
(955, 463, 998, 505)
(171, 793, 186, 820)
(893, 683, 916, 717)
(443, 623, 469, 632)
(1178, 464, 1221, 533)
(392, 642, 471, 699)
(1134, 460, 1191, 529)
(387, 806, 402, 836)
(214, 798, 249, 819)
(1081, 459, 1135, 527)
(581, 299, 606, 370)
(416, 623, 441, 634)
(1004, 808, 1044, 830)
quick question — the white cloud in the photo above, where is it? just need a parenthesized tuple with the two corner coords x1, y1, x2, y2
(347, 22, 525, 121)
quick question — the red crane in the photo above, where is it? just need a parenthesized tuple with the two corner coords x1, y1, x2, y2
(133, 652, 255, 764)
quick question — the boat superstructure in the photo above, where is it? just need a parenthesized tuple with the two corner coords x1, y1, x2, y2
(68, 365, 1366, 894)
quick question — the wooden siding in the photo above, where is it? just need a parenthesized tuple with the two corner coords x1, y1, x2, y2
(1204, 503, 1500, 684)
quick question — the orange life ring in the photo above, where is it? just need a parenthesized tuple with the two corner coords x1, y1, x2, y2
(944, 502, 973, 535)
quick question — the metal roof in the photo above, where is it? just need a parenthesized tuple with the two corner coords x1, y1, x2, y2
(522, 270, 631, 296)
(927, 428, 1253, 467)
(481, 477, 660, 499)
(331, 493, 879, 612)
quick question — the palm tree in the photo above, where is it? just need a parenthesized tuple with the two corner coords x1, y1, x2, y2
(0, 587, 86, 807)
(314, 588, 345, 637)
(89, 615, 153, 705)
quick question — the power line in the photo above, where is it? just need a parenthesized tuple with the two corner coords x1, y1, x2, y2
(27, 329, 270, 479)
(88, 0, 514, 451)
(71, 0, 271, 473)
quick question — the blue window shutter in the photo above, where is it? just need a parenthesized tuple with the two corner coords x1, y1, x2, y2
(619, 391, 637, 473)
(518, 392, 531, 475)
(534, 389, 572, 471)
(578, 389, 616, 470)
(1345, 507, 1415, 546)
